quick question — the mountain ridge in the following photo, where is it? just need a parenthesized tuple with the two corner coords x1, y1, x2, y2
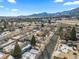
(25, 7, 79, 17)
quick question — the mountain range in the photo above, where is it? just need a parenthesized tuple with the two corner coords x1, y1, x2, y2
(26, 7, 79, 17)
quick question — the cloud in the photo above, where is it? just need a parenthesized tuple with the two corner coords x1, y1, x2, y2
(8, 0, 16, 3)
(54, 0, 64, 3)
(0, 5, 4, 8)
(11, 9, 18, 12)
(70, 8, 75, 10)
(64, 1, 79, 5)
(67, 8, 75, 10)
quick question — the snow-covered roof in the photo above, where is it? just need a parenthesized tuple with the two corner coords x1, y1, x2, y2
(8, 55, 14, 59)
(0, 52, 4, 58)
(30, 49, 40, 54)
(22, 52, 31, 59)
(29, 54, 36, 59)
(53, 50, 61, 56)
(57, 44, 73, 54)
(22, 44, 31, 51)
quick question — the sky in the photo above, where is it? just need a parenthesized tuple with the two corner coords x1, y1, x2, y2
(0, 0, 79, 16)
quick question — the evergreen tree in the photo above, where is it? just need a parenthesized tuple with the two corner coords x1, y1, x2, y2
(12, 41, 22, 59)
(31, 35, 36, 46)
(70, 27, 76, 41)
(41, 23, 44, 27)
(58, 26, 63, 38)
(77, 17, 79, 20)
(48, 20, 51, 24)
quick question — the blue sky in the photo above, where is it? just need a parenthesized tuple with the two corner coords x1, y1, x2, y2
(0, 0, 79, 16)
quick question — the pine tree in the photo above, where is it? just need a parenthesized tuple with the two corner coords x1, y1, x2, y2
(58, 26, 63, 38)
(70, 27, 76, 41)
(12, 41, 22, 59)
(48, 20, 51, 24)
(41, 23, 44, 27)
(31, 35, 36, 46)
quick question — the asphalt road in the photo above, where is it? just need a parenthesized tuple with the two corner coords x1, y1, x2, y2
(38, 31, 58, 59)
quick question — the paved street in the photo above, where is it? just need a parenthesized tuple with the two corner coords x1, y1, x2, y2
(38, 31, 58, 59)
